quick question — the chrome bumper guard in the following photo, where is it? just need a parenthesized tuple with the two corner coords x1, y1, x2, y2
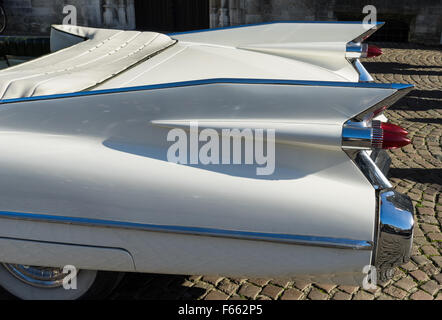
(348, 149, 414, 281)
(373, 189, 414, 281)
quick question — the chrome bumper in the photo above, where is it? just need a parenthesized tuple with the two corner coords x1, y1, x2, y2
(370, 150, 414, 281)
(364, 150, 414, 281)
(373, 190, 414, 281)
(345, 149, 414, 280)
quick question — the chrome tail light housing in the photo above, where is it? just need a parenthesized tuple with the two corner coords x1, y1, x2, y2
(342, 120, 411, 150)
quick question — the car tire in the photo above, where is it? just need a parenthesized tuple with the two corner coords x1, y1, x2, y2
(0, 264, 124, 300)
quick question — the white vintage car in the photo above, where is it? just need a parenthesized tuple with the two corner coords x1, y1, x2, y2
(0, 22, 414, 299)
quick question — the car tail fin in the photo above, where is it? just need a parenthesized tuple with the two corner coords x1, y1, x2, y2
(350, 83, 414, 122)
(342, 83, 414, 151)
(169, 21, 383, 47)
(170, 21, 384, 82)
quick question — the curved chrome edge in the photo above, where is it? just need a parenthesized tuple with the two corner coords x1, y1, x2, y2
(50, 25, 88, 41)
(351, 84, 414, 122)
(352, 22, 385, 43)
(0, 78, 415, 105)
(0, 211, 372, 250)
(353, 59, 374, 82)
(372, 189, 414, 281)
(168, 21, 384, 36)
(342, 124, 373, 150)
(346, 42, 364, 54)
(2, 263, 66, 288)
(344, 149, 392, 190)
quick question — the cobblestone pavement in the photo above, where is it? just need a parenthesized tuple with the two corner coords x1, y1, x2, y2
(109, 43, 441, 300)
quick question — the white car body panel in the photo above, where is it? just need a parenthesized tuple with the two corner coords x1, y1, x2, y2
(168, 22, 376, 81)
(98, 41, 352, 90)
(0, 22, 414, 284)
(0, 82, 397, 278)
(0, 237, 135, 272)
(100, 22, 382, 89)
(0, 25, 175, 100)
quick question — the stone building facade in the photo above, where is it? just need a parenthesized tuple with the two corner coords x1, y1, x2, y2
(209, 0, 442, 45)
(3, 0, 135, 35)
(2, 0, 442, 45)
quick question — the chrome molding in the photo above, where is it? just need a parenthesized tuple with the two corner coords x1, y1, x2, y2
(0, 211, 372, 250)
(168, 21, 385, 36)
(351, 84, 414, 122)
(2, 264, 66, 288)
(345, 42, 363, 60)
(352, 22, 385, 43)
(342, 120, 383, 150)
(345, 150, 392, 190)
(0, 78, 415, 105)
(342, 125, 373, 150)
(354, 59, 374, 82)
(346, 42, 363, 53)
(372, 189, 414, 281)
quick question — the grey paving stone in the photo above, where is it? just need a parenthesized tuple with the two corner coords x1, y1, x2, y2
(353, 291, 375, 300)
(307, 288, 328, 300)
(238, 283, 261, 299)
(331, 291, 352, 300)
(420, 280, 441, 296)
(260, 285, 284, 299)
(395, 277, 418, 291)
(383, 286, 408, 299)
(411, 270, 430, 282)
(280, 288, 303, 300)
(410, 290, 434, 300)
(204, 290, 229, 300)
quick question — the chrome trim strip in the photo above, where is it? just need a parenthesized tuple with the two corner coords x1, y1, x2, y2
(345, 150, 392, 190)
(345, 43, 364, 60)
(0, 211, 372, 250)
(2, 264, 65, 288)
(168, 21, 385, 36)
(342, 125, 373, 149)
(357, 151, 392, 190)
(352, 22, 385, 43)
(51, 25, 88, 41)
(0, 78, 414, 105)
(354, 59, 374, 82)
(373, 189, 414, 281)
(351, 84, 414, 122)
(346, 45, 362, 53)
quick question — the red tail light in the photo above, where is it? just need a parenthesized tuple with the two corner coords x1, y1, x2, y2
(365, 45, 383, 58)
(382, 131, 411, 149)
(381, 122, 409, 136)
(373, 121, 411, 149)
(342, 121, 411, 150)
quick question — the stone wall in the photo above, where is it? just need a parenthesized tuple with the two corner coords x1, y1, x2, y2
(332, 0, 442, 45)
(3, 0, 441, 44)
(211, 0, 442, 45)
(3, 0, 98, 35)
(2, 0, 135, 36)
